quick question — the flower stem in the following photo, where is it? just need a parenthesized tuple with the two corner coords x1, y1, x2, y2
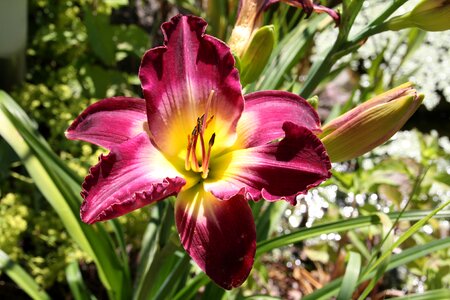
(299, 0, 409, 98)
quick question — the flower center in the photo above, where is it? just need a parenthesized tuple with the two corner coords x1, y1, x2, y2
(184, 90, 216, 179)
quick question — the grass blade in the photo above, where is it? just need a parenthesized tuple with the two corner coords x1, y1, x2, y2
(172, 273, 209, 300)
(357, 213, 394, 299)
(66, 261, 94, 300)
(337, 251, 361, 300)
(303, 237, 450, 300)
(253, 15, 323, 91)
(393, 289, 450, 300)
(0, 250, 51, 300)
(256, 210, 450, 256)
(361, 199, 450, 279)
(0, 91, 130, 298)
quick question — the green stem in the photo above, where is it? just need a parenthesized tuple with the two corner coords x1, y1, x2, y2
(299, 44, 339, 98)
(371, 0, 409, 26)
(299, 0, 409, 98)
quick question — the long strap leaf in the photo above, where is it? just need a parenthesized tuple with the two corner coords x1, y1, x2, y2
(0, 250, 51, 300)
(303, 236, 450, 300)
(256, 210, 450, 256)
(0, 91, 130, 299)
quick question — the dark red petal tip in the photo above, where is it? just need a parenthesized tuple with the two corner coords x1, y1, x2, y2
(80, 133, 186, 224)
(175, 191, 256, 289)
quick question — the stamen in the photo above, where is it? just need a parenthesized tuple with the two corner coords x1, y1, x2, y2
(201, 133, 216, 179)
(190, 127, 200, 172)
(198, 115, 206, 162)
(209, 132, 216, 147)
(206, 115, 214, 127)
(185, 134, 192, 171)
(184, 90, 217, 177)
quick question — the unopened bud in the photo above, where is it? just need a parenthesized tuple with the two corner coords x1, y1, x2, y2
(319, 83, 424, 162)
(386, 0, 450, 32)
(240, 25, 275, 85)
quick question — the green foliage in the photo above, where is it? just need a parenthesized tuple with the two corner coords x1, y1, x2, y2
(0, 193, 29, 259)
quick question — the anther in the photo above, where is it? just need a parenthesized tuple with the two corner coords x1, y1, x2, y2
(187, 125, 200, 171)
(209, 133, 216, 147)
(184, 90, 217, 176)
(198, 115, 206, 161)
(202, 133, 216, 179)
(206, 115, 214, 127)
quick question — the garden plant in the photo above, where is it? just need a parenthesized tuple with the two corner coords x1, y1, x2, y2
(0, 0, 449, 299)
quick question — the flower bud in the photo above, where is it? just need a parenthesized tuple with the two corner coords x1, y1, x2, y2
(239, 25, 275, 85)
(319, 83, 424, 162)
(228, 0, 266, 57)
(228, 0, 340, 57)
(386, 0, 450, 32)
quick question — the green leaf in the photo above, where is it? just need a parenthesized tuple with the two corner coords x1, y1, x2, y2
(255, 201, 287, 242)
(201, 281, 226, 300)
(253, 16, 322, 91)
(434, 173, 450, 187)
(104, 0, 128, 8)
(115, 24, 151, 58)
(241, 296, 282, 300)
(172, 273, 209, 300)
(84, 9, 116, 66)
(0, 250, 51, 300)
(133, 203, 165, 295)
(303, 237, 450, 300)
(240, 25, 275, 86)
(347, 231, 371, 260)
(393, 289, 450, 300)
(357, 213, 394, 300)
(337, 251, 361, 300)
(0, 91, 130, 299)
(206, 0, 227, 39)
(66, 261, 94, 300)
(133, 201, 191, 300)
(153, 253, 191, 300)
(133, 235, 187, 300)
(256, 210, 450, 256)
(362, 199, 450, 279)
(83, 65, 125, 98)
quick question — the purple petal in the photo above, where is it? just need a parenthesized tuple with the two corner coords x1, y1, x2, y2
(175, 189, 256, 289)
(312, 4, 340, 25)
(66, 97, 147, 149)
(206, 122, 331, 204)
(265, 0, 340, 25)
(236, 90, 321, 148)
(139, 15, 244, 157)
(80, 133, 186, 224)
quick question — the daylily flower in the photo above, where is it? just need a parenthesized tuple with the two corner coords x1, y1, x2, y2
(66, 15, 331, 289)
